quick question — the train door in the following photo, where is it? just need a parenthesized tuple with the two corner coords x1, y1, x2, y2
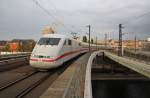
(67, 39, 73, 60)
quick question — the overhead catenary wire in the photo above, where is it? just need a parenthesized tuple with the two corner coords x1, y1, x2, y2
(32, 0, 59, 23)
(47, 0, 83, 33)
(122, 11, 150, 37)
(32, 0, 150, 39)
(32, 0, 75, 33)
(122, 11, 150, 25)
(40, 0, 93, 35)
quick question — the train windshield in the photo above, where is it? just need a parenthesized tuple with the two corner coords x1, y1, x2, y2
(37, 38, 61, 45)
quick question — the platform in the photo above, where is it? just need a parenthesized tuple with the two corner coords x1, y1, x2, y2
(105, 52, 150, 78)
(40, 53, 92, 98)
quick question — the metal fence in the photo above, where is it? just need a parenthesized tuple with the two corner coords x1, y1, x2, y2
(108, 49, 150, 63)
(124, 50, 150, 63)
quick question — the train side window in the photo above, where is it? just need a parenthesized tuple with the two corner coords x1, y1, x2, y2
(64, 40, 66, 45)
(68, 40, 72, 45)
(79, 42, 81, 46)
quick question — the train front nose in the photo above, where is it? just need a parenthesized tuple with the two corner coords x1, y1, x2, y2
(29, 49, 61, 69)
(29, 36, 63, 69)
(30, 57, 61, 69)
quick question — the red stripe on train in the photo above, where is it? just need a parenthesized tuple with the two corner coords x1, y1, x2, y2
(30, 49, 88, 62)
(30, 58, 38, 61)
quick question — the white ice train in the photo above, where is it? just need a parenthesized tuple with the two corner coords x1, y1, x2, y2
(30, 34, 90, 69)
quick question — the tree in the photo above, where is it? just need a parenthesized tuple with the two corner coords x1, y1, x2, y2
(82, 36, 87, 42)
(91, 38, 94, 44)
(4, 44, 10, 52)
(18, 42, 23, 52)
(11, 39, 36, 52)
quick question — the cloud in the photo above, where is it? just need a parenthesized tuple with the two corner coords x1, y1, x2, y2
(0, 0, 150, 40)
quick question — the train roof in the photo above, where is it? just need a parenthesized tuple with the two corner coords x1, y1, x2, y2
(42, 34, 68, 39)
(42, 34, 81, 42)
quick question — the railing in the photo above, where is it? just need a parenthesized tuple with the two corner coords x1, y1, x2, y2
(0, 52, 31, 55)
(0, 52, 31, 60)
(124, 50, 150, 63)
(61, 51, 104, 98)
(108, 49, 150, 63)
(46, 49, 150, 98)
(84, 51, 104, 98)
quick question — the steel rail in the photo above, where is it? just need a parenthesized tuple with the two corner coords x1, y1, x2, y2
(0, 55, 30, 61)
(15, 73, 51, 98)
(0, 71, 38, 91)
(0, 57, 28, 63)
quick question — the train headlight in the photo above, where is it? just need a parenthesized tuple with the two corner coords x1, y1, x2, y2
(31, 54, 35, 57)
(47, 56, 54, 58)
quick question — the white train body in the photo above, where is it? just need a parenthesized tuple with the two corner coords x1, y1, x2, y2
(30, 34, 88, 69)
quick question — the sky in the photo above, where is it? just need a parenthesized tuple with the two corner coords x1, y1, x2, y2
(0, 0, 150, 41)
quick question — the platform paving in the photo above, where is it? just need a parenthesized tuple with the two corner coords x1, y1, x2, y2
(40, 53, 91, 98)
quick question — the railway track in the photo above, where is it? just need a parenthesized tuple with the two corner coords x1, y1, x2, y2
(0, 71, 54, 98)
(0, 63, 74, 98)
(0, 54, 84, 98)
(0, 71, 38, 91)
(0, 57, 29, 72)
(15, 72, 51, 98)
(0, 55, 29, 61)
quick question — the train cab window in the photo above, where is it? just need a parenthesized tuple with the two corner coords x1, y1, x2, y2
(38, 38, 61, 45)
(68, 40, 72, 45)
